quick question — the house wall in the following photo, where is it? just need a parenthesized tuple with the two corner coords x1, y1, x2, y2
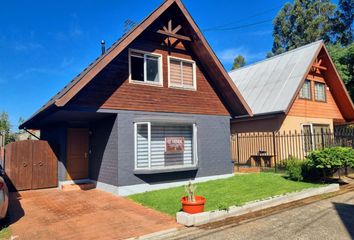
(230, 114, 285, 133)
(279, 115, 334, 133)
(288, 70, 344, 121)
(114, 110, 233, 187)
(40, 126, 67, 181)
(68, 21, 230, 116)
(89, 115, 118, 186)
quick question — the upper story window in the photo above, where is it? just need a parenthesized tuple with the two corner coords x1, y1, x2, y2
(168, 56, 196, 90)
(314, 82, 326, 102)
(129, 49, 162, 85)
(299, 79, 311, 100)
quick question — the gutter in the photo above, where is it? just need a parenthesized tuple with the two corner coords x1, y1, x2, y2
(232, 111, 286, 121)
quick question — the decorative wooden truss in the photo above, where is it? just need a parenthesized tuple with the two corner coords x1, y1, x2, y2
(157, 19, 191, 42)
(312, 58, 327, 71)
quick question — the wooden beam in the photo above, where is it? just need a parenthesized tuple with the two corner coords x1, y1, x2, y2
(172, 24, 182, 34)
(168, 19, 172, 32)
(157, 29, 192, 41)
(312, 64, 327, 71)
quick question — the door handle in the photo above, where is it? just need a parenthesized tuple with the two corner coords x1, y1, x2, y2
(23, 162, 27, 167)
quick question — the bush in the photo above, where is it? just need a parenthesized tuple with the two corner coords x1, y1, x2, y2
(307, 147, 354, 178)
(285, 158, 307, 181)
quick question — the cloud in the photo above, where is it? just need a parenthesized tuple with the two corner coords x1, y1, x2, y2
(13, 67, 60, 80)
(218, 47, 266, 64)
(52, 14, 83, 41)
(14, 42, 43, 52)
(60, 57, 74, 68)
(249, 30, 272, 36)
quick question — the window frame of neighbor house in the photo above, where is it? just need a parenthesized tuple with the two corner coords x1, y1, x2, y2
(134, 122, 198, 170)
(129, 49, 163, 86)
(314, 82, 326, 102)
(299, 79, 312, 100)
(168, 56, 197, 90)
(301, 123, 331, 152)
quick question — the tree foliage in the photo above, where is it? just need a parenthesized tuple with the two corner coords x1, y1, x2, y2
(0, 112, 15, 145)
(332, 0, 354, 46)
(327, 43, 354, 99)
(271, 0, 336, 55)
(231, 55, 246, 70)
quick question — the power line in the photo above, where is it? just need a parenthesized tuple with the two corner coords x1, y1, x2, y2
(202, 5, 281, 32)
(204, 19, 273, 32)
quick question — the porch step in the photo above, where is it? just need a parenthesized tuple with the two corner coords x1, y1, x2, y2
(61, 182, 96, 191)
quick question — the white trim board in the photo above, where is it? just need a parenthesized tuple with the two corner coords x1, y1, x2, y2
(58, 173, 234, 196)
(117, 173, 233, 196)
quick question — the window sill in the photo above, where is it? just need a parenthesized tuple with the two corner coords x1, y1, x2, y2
(134, 166, 198, 175)
(129, 80, 163, 87)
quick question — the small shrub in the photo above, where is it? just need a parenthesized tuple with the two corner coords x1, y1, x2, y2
(285, 158, 305, 181)
(307, 147, 354, 178)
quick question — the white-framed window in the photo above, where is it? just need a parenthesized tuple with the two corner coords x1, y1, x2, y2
(299, 79, 311, 99)
(134, 122, 198, 170)
(314, 82, 326, 102)
(301, 123, 331, 152)
(168, 56, 196, 90)
(129, 49, 163, 86)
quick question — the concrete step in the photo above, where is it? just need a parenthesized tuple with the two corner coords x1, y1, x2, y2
(61, 182, 95, 191)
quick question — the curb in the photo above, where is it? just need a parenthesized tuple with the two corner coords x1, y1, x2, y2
(126, 227, 180, 240)
(176, 183, 340, 226)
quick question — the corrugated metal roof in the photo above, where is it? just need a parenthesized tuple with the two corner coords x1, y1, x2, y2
(229, 40, 323, 115)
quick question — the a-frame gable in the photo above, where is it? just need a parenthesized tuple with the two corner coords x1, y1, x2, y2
(20, 0, 251, 129)
(286, 43, 354, 121)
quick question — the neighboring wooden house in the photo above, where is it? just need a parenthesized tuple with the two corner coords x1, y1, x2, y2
(20, 0, 251, 195)
(229, 41, 354, 166)
(229, 40, 354, 134)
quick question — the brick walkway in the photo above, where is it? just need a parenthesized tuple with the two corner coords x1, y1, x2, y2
(8, 188, 180, 240)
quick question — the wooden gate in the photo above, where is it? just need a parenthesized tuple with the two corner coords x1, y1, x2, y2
(4, 140, 58, 191)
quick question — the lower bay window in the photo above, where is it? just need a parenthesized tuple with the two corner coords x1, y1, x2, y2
(134, 122, 197, 170)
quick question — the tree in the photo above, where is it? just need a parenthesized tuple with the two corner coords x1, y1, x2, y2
(231, 55, 246, 70)
(332, 0, 354, 46)
(270, 0, 336, 55)
(327, 43, 354, 99)
(0, 112, 15, 145)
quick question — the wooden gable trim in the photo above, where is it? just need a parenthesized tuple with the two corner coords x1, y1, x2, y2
(54, 0, 252, 115)
(285, 43, 354, 121)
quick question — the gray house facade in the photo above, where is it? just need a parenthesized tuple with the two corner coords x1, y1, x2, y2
(20, 0, 251, 195)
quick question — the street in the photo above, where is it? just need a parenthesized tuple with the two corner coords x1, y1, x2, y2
(165, 190, 354, 240)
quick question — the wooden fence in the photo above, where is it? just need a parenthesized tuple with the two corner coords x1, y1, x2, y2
(231, 129, 354, 168)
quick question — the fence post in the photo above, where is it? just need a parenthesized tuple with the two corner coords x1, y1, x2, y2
(273, 131, 277, 173)
(236, 133, 240, 172)
(321, 128, 325, 149)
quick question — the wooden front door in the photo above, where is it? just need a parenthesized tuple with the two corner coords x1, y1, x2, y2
(66, 128, 89, 180)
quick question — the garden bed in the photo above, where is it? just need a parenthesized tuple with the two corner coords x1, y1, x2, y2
(128, 173, 325, 216)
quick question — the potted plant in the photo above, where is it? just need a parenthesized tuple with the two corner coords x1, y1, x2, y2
(181, 181, 206, 214)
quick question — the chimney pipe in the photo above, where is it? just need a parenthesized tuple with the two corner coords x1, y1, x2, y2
(101, 40, 106, 55)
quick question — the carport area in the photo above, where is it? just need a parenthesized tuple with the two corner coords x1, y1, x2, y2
(7, 188, 180, 240)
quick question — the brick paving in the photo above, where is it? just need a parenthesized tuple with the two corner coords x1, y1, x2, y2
(8, 188, 180, 240)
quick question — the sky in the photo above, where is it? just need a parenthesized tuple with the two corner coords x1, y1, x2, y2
(0, 0, 296, 130)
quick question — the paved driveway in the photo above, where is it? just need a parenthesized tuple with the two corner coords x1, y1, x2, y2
(166, 190, 354, 240)
(8, 188, 180, 240)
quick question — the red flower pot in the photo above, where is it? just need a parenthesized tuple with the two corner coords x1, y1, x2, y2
(181, 196, 206, 214)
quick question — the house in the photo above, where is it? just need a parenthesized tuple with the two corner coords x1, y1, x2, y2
(229, 40, 354, 135)
(19, 0, 251, 195)
(229, 41, 354, 166)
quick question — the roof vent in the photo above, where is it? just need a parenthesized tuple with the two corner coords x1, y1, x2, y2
(101, 40, 106, 55)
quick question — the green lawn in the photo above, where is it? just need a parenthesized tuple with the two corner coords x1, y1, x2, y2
(128, 173, 324, 216)
(0, 227, 11, 240)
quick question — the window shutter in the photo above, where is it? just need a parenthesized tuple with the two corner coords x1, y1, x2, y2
(170, 59, 182, 86)
(182, 62, 194, 88)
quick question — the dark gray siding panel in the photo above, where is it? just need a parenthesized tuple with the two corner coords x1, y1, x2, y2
(40, 127, 67, 181)
(89, 115, 118, 186)
(116, 111, 233, 186)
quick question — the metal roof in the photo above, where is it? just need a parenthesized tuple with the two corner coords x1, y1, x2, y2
(229, 40, 323, 115)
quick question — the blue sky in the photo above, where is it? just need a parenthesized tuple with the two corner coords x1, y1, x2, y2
(0, 0, 296, 130)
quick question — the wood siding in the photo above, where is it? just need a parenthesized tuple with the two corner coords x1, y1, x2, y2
(68, 19, 230, 116)
(288, 70, 344, 120)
